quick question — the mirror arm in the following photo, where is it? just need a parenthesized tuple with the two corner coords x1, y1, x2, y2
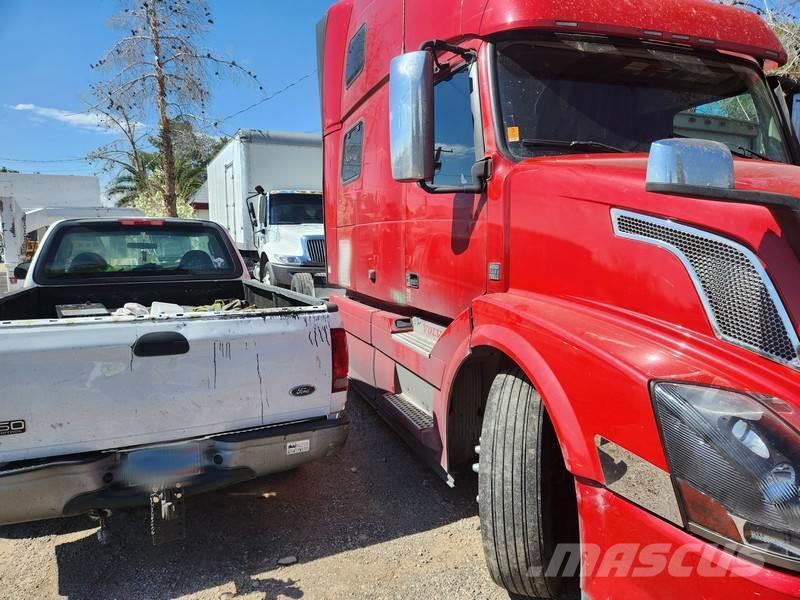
(418, 40, 477, 65)
(418, 157, 492, 195)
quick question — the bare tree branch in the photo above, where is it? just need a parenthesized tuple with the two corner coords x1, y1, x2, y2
(92, 0, 262, 216)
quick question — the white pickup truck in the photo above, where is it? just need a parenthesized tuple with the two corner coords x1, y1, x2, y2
(0, 217, 348, 539)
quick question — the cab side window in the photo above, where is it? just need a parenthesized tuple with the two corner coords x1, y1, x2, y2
(431, 67, 477, 187)
(345, 24, 366, 88)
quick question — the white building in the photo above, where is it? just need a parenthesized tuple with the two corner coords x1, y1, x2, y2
(0, 173, 141, 267)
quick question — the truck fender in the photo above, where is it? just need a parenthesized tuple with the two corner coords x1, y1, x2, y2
(469, 323, 596, 480)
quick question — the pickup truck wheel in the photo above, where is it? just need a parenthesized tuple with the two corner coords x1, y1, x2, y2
(478, 367, 579, 599)
(290, 272, 315, 297)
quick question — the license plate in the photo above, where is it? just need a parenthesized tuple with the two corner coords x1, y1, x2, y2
(123, 445, 202, 486)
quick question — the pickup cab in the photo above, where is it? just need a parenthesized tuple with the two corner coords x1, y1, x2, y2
(0, 217, 348, 536)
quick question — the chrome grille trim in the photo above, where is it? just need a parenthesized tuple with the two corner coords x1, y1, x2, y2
(305, 237, 326, 265)
(611, 208, 800, 369)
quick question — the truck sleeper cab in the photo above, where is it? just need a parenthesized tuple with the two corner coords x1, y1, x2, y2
(319, 0, 800, 598)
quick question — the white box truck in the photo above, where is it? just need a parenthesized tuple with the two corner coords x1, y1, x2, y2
(206, 130, 325, 294)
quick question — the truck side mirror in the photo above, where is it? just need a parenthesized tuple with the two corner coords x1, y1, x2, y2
(645, 138, 735, 193)
(247, 199, 258, 229)
(389, 51, 434, 182)
(13, 262, 30, 280)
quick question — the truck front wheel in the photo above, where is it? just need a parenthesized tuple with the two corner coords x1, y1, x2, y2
(478, 367, 580, 599)
(290, 272, 315, 297)
(257, 255, 272, 285)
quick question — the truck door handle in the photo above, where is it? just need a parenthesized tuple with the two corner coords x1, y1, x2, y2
(133, 332, 190, 357)
(406, 272, 420, 289)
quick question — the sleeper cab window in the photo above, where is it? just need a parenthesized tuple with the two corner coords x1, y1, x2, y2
(345, 24, 366, 88)
(341, 121, 364, 183)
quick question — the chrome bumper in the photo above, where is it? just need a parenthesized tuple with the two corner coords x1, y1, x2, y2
(0, 415, 348, 525)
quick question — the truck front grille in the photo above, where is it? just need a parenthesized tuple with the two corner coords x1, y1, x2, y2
(306, 238, 326, 265)
(612, 209, 800, 368)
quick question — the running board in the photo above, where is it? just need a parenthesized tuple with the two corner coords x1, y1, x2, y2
(381, 393, 434, 430)
(392, 317, 445, 357)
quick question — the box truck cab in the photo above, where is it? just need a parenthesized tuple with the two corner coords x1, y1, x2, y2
(319, 0, 800, 598)
(252, 189, 327, 293)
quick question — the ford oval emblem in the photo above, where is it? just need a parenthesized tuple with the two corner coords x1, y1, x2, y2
(290, 384, 316, 397)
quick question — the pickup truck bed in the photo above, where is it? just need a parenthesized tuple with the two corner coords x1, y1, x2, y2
(0, 281, 341, 464)
(0, 218, 349, 528)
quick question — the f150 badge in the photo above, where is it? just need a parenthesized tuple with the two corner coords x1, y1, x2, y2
(290, 385, 316, 397)
(0, 420, 25, 436)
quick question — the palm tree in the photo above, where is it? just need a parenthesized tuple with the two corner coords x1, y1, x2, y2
(107, 151, 160, 207)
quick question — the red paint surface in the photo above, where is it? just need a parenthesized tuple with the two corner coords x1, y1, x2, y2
(320, 0, 800, 595)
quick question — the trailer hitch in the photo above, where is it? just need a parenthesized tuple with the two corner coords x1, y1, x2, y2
(149, 484, 186, 545)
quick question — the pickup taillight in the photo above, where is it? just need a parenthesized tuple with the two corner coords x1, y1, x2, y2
(331, 328, 349, 393)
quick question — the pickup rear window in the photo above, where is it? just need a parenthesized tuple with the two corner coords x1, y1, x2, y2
(35, 221, 242, 283)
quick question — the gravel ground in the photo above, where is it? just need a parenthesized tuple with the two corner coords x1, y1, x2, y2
(0, 391, 510, 600)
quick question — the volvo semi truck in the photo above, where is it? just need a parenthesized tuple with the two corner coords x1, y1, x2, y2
(318, 0, 800, 598)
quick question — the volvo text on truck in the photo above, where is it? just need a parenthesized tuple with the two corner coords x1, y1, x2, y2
(318, 0, 800, 597)
(0, 218, 348, 542)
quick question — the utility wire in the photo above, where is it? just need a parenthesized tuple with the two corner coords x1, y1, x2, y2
(211, 70, 316, 127)
(0, 156, 90, 163)
(3, 72, 317, 163)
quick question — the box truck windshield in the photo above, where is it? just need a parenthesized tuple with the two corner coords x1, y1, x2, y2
(268, 193, 324, 225)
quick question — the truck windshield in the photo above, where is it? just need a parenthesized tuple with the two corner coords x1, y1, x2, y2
(268, 193, 324, 225)
(37, 221, 240, 282)
(495, 38, 791, 163)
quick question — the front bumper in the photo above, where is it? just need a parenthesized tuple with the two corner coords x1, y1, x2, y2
(0, 415, 348, 525)
(577, 481, 800, 599)
(271, 263, 326, 286)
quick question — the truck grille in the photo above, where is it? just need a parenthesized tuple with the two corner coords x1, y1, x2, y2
(612, 209, 800, 368)
(306, 238, 326, 265)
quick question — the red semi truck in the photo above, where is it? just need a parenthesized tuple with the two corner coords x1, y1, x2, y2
(318, 0, 800, 597)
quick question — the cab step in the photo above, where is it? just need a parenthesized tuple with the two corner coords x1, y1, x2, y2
(381, 392, 434, 430)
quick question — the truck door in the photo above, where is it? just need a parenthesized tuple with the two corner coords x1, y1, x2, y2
(403, 61, 487, 319)
(224, 162, 237, 240)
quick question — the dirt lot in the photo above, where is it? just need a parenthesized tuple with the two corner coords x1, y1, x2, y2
(0, 392, 510, 599)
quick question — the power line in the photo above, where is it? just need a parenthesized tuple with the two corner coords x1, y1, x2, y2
(212, 70, 316, 127)
(3, 73, 316, 164)
(0, 156, 90, 163)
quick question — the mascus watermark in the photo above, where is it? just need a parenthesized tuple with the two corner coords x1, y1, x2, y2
(528, 542, 765, 579)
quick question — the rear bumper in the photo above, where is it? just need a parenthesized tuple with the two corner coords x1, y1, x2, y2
(271, 263, 326, 286)
(0, 415, 348, 525)
(577, 481, 800, 599)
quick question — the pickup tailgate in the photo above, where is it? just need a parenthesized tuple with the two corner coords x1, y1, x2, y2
(0, 307, 337, 462)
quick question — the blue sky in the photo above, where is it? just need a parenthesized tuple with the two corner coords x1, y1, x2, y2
(0, 0, 334, 180)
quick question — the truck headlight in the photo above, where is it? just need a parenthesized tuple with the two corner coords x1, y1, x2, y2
(273, 254, 302, 265)
(652, 382, 800, 570)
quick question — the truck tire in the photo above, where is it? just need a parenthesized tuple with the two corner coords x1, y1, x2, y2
(257, 255, 271, 284)
(478, 367, 579, 599)
(290, 272, 315, 297)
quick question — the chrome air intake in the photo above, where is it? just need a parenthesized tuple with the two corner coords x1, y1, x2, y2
(611, 209, 800, 369)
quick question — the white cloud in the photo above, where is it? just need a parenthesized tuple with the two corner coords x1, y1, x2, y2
(8, 103, 143, 134)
